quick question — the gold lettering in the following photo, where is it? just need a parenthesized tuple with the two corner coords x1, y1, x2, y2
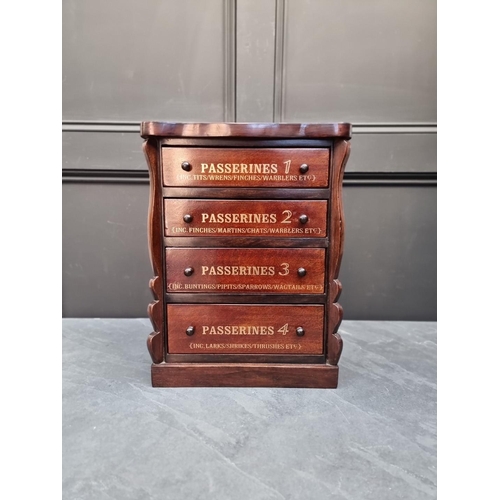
(188, 341, 298, 350)
(199, 212, 282, 224)
(201, 324, 276, 335)
(199, 162, 280, 175)
(197, 265, 276, 276)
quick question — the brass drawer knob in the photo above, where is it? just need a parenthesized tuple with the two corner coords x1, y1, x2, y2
(299, 163, 309, 174)
(181, 161, 192, 171)
(297, 268, 307, 277)
(184, 267, 194, 276)
(296, 327, 305, 337)
(299, 214, 308, 224)
(183, 214, 193, 223)
(186, 326, 195, 336)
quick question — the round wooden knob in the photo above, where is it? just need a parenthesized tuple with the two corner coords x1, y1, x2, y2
(299, 164, 309, 174)
(299, 215, 308, 224)
(183, 214, 193, 223)
(184, 267, 194, 276)
(186, 326, 195, 336)
(297, 268, 307, 277)
(296, 327, 305, 337)
(181, 161, 192, 171)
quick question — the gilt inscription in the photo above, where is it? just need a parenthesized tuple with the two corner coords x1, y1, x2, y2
(166, 248, 325, 294)
(167, 304, 324, 354)
(162, 148, 330, 187)
(164, 200, 327, 237)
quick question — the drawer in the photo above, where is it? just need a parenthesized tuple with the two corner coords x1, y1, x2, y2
(164, 199, 328, 237)
(162, 148, 329, 187)
(166, 248, 325, 294)
(167, 304, 324, 354)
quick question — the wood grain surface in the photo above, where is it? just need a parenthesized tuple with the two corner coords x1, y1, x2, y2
(167, 304, 324, 354)
(141, 121, 351, 387)
(141, 121, 352, 139)
(165, 247, 325, 294)
(151, 362, 338, 388)
(162, 148, 329, 187)
(164, 199, 327, 237)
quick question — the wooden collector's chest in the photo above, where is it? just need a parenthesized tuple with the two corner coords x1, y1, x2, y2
(140, 122, 352, 388)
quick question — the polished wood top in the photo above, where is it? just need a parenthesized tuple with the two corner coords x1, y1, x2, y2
(140, 122, 352, 139)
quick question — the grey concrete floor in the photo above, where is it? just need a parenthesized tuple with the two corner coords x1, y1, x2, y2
(62, 319, 436, 500)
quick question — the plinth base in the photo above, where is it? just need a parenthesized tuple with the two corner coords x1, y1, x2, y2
(151, 362, 339, 388)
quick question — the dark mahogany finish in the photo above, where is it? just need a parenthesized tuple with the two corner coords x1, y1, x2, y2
(165, 247, 325, 294)
(164, 199, 328, 238)
(141, 122, 351, 388)
(162, 147, 330, 187)
(141, 121, 352, 139)
(167, 304, 324, 355)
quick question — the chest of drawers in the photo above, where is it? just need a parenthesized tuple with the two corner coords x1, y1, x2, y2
(140, 122, 351, 388)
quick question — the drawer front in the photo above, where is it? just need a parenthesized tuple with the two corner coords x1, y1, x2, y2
(164, 199, 328, 238)
(167, 304, 324, 354)
(162, 148, 329, 187)
(166, 248, 325, 294)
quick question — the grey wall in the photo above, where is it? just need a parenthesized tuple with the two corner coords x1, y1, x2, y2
(63, 0, 436, 320)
